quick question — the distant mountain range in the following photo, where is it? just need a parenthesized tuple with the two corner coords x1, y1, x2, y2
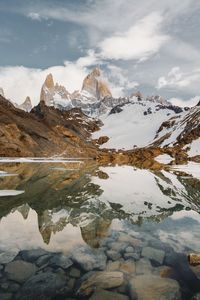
(0, 67, 199, 164)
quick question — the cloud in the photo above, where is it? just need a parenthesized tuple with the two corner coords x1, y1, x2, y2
(98, 12, 169, 61)
(106, 65, 139, 95)
(27, 12, 43, 21)
(157, 67, 200, 90)
(0, 55, 128, 105)
(76, 50, 102, 68)
(169, 96, 200, 107)
(0, 62, 88, 105)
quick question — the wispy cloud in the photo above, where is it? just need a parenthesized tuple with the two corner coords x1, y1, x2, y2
(98, 12, 169, 61)
(157, 67, 200, 89)
(169, 96, 200, 107)
(27, 12, 43, 21)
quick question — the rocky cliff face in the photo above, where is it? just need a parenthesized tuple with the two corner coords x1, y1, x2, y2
(81, 67, 112, 100)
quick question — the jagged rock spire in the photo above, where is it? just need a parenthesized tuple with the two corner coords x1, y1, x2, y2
(40, 73, 71, 107)
(19, 96, 32, 112)
(81, 67, 112, 100)
(44, 73, 54, 89)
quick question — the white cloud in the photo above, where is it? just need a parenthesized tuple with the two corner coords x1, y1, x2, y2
(98, 12, 169, 61)
(27, 12, 43, 21)
(157, 67, 200, 90)
(106, 65, 139, 96)
(76, 50, 101, 68)
(0, 62, 88, 105)
(0, 55, 128, 105)
(169, 96, 200, 107)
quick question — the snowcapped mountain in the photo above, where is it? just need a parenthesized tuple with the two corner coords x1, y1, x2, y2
(0, 66, 199, 161)
(38, 67, 179, 120)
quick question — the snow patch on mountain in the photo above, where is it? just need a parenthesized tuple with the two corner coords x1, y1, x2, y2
(155, 154, 173, 164)
(93, 102, 175, 150)
(187, 138, 200, 157)
(171, 162, 200, 180)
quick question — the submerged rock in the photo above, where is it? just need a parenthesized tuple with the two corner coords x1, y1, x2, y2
(15, 271, 66, 300)
(72, 247, 107, 271)
(141, 246, 165, 264)
(129, 275, 181, 300)
(20, 248, 50, 262)
(77, 271, 124, 296)
(0, 293, 12, 300)
(49, 253, 73, 269)
(90, 288, 129, 300)
(106, 250, 121, 261)
(5, 260, 37, 283)
(0, 251, 18, 264)
(135, 258, 153, 275)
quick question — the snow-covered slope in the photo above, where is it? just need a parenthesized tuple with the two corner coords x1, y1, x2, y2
(153, 106, 200, 149)
(93, 101, 178, 150)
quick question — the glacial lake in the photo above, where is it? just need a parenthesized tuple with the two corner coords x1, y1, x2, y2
(0, 160, 199, 300)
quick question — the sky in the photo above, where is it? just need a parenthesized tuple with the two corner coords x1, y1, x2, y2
(0, 0, 200, 106)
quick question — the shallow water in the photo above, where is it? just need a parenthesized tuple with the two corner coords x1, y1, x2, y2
(0, 161, 199, 299)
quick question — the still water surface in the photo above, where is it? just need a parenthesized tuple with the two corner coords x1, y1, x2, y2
(0, 161, 199, 299)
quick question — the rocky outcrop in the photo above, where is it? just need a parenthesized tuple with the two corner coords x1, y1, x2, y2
(81, 67, 112, 100)
(0, 94, 100, 157)
(19, 96, 32, 112)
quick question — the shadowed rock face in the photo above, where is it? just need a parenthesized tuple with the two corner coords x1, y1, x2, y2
(81, 67, 112, 99)
(0, 95, 99, 157)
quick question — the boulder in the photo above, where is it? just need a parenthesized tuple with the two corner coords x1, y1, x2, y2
(129, 275, 181, 300)
(5, 260, 37, 283)
(20, 248, 50, 262)
(15, 271, 66, 300)
(141, 246, 165, 264)
(72, 247, 107, 271)
(0, 251, 18, 264)
(90, 288, 129, 300)
(135, 258, 153, 275)
(49, 253, 73, 269)
(77, 271, 124, 296)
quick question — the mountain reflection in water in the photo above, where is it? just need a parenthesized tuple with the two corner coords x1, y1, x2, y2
(0, 161, 199, 253)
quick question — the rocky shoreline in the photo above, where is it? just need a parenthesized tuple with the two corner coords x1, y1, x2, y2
(0, 230, 199, 300)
